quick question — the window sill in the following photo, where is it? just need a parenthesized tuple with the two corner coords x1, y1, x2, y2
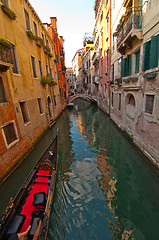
(6, 138, 19, 149)
(24, 121, 31, 126)
(12, 73, 21, 77)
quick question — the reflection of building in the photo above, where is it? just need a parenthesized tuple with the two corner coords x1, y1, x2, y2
(75, 113, 86, 135)
(0, 0, 65, 179)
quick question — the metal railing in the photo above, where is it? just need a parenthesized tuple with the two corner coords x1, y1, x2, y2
(117, 7, 142, 47)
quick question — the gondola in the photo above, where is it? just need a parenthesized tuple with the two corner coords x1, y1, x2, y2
(0, 136, 58, 240)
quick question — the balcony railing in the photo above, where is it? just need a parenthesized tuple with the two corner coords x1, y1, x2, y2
(116, 7, 142, 48)
(0, 47, 13, 71)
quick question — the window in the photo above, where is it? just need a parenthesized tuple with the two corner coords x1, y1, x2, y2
(24, 9, 30, 30)
(122, 55, 132, 77)
(31, 56, 37, 78)
(118, 58, 122, 78)
(0, 77, 7, 103)
(128, 94, 135, 106)
(33, 21, 37, 36)
(39, 60, 43, 78)
(104, 84, 106, 92)
(46, 65, 49, 75)
(11, 45, 19, 74)
(37, 98, 43, 114)
(19, 101, 30, 123)
(119, 93, 121, 111)
(145, 94, 154, 114)
(111, 92, 114, 107)
(41, 33, 44, 41)
(50, 68, 52, 77)
(143, 35, 159, 71)
(46, 39, 49, 47)
(135, 50, 140, 73)
(101, 59, 103, 75)
(2, 122, 19, 147)
(110, 64, 114, 82)
(106, 50, 109, 74)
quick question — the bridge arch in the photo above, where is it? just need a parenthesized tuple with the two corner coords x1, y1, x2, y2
(67, 94, 97, 104)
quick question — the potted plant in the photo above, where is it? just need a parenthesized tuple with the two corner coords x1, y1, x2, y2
(0, 38, 11, 48)
(26, 30, 36, 40)
(1, 4, 16, 20)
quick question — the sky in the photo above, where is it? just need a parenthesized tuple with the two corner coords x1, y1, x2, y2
(29, 0, 95, 67)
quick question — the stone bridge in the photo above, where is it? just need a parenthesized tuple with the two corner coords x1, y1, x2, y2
(67, 94, 97, 104)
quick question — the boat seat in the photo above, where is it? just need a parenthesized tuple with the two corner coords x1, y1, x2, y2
(6, 214, 26, 237)
(33, 192, 46, 207)
(27, 217, 40, 240)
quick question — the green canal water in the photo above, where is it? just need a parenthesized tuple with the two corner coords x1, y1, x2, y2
(0, 98, 159, 239)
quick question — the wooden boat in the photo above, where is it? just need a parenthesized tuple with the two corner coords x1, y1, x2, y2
(0, 136, 58, 240)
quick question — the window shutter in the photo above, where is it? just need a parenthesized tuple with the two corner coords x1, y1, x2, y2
(122, 58, 125, 77)
(128, 55, 132, 76)
(135, 51, 140, 73)
(150, 35, 158, 69)
(143, 41, 151, 71)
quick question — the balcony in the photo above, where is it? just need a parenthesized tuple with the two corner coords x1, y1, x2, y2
(92, 51, 99, 65)
(116, 7, 143, 55)
(0, 47, 13, 72)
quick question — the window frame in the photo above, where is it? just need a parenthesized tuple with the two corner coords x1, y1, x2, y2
(145, 94, 155, 115)
(31, 56, 38, 78)
(38, 60, 43, 78)
(33, 21, 37, 36)
(37, 97, 44, 114)
(1, 121, 19, 149)
(19, 101, 30, 124)
(0, 77, 7, 103)
(24, 8, 30, 30)
(11, 45, 19, 74)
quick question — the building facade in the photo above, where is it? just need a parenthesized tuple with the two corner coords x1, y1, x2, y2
(110, 0, 159, 164)
(66, 67, 74, 95)
(72, 0, 159, 166)
(0, 0, 66, 180)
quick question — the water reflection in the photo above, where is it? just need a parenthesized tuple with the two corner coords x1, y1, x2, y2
(1, 99, 159, 239)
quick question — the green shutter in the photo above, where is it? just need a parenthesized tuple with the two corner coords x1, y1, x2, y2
(143, 41, 151, 71)
(150, 35, 158, 69)
(122, 58, 125, 77)
(125, 57, 128, 77)
(135, 51, 140, 73)
(128, 55, 132, 76)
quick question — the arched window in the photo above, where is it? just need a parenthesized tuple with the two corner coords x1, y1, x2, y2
(128, 94, 135, 106)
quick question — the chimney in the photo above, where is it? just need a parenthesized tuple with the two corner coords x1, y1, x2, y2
(50, 17, 57, 32)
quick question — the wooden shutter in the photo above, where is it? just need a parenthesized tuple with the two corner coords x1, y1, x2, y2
(143, 41, 151, 71)
(122, 58, 126, 77)
(128, 55, 132, 76)
(150, 35, 158, 69)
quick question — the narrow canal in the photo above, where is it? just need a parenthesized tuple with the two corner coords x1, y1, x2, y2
(1, 98, 159, 239)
